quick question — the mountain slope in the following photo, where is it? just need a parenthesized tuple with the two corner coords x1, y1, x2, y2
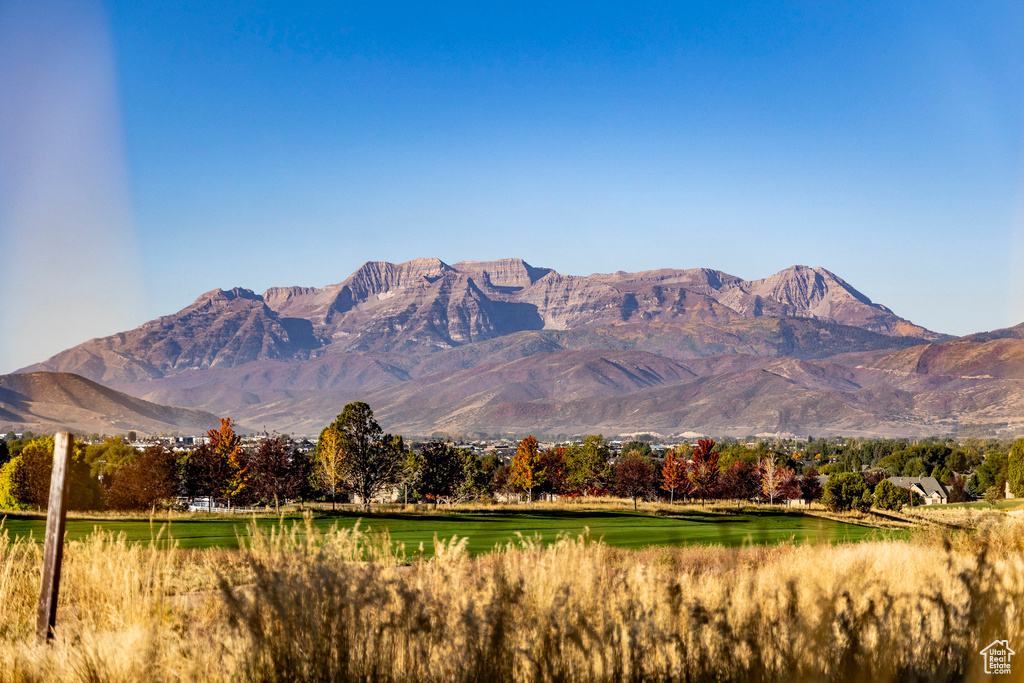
(0, 372, 221, 435)
(26, 259, 945, 387)
(20, 258, 990, 438)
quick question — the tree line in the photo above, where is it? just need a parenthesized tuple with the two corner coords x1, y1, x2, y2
(3, 408, 1023, 512)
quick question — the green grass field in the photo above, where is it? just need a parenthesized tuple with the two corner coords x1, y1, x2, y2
(0, 509, 902, 555)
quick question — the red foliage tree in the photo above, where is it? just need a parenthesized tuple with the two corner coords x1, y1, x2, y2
(106, 444, 180, 511)
(718, 460, 760, 505)
(688, 438, 720, 505)
(798, 467, 823, 502)
(537, 448, 567, 498)
(246, 434, 309, 511)
(614, 452, 657, 510)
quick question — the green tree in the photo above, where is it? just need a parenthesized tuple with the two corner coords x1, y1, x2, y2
(1007, 439, 1024, 497)
(621, 441, 652, 458)
(328, 402, 406, 512)
(984, 485, 1004, 508)
(458, 451, 494, 501)
(873, 479, 914, 511)
(84, 436, 139, 484)
(0, 438, 8, 468)
(417, 441, 466, 505)
(972, 451, 1009, 494)
(562, 435, 610, 495)
(821, 472, 869, 512)
(509, 435, 546, 502)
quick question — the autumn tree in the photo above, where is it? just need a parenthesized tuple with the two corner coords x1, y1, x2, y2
(106, 444, 180, 511)
(0, 437, 102, 510)
(329, 402, 406, 512)
(660, 448, 688, 503)
(509, 436, 546, 502)
(183, 442, 231, 510)
(758, 456, 793, 505)
(718, 460, 760, 505)
(210, 418, 248, 505)
(247, 434, 309, 511)
(489, 462, 513, 497)
(562, 435, 611, 495)
(798, 467, 824, 502)
(314, 426, 345, 511)
(537, 448, 567, 498)
(614, 452, 657, 510)
(688, 438, 720, 505)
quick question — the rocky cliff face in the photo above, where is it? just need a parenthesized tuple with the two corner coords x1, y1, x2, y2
(262, 258, 944, 352)
(26, 258, 947, 387)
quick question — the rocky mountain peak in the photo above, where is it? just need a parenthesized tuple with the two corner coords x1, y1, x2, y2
(188, 287, 263, 309)
(344, 258, 455, 299)
(452, 258, 552, 288)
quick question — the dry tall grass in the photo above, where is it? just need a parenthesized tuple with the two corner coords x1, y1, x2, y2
(2, 515, 1023, 682)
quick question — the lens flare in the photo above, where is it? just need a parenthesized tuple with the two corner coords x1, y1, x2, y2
(0, 0, 145, 373)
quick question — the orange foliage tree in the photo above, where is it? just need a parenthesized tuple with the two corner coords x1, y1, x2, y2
(210, 417, 248, 506)
(660, 448, 688, 504)
(509, 435, 546, 503)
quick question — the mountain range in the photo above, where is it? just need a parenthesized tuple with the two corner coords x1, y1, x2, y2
(13, 258, 1024, 438)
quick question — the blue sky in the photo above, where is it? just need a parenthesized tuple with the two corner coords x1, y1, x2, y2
(1, 1, 1023, 371)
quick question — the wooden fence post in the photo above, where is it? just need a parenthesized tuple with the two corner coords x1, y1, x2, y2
(36, 431, 73, 643)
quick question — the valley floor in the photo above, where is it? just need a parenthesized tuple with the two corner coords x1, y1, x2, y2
(1, 502, 901, 554)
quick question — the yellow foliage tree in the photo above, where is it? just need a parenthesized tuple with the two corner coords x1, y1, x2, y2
(315, 426, 344, 511)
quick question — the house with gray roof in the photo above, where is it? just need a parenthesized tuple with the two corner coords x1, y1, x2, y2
(887, 476, 948, 505)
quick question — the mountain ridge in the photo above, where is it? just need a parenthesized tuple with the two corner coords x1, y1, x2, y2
(20, 258, 998, 438)
(25, 259, 948, 384)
